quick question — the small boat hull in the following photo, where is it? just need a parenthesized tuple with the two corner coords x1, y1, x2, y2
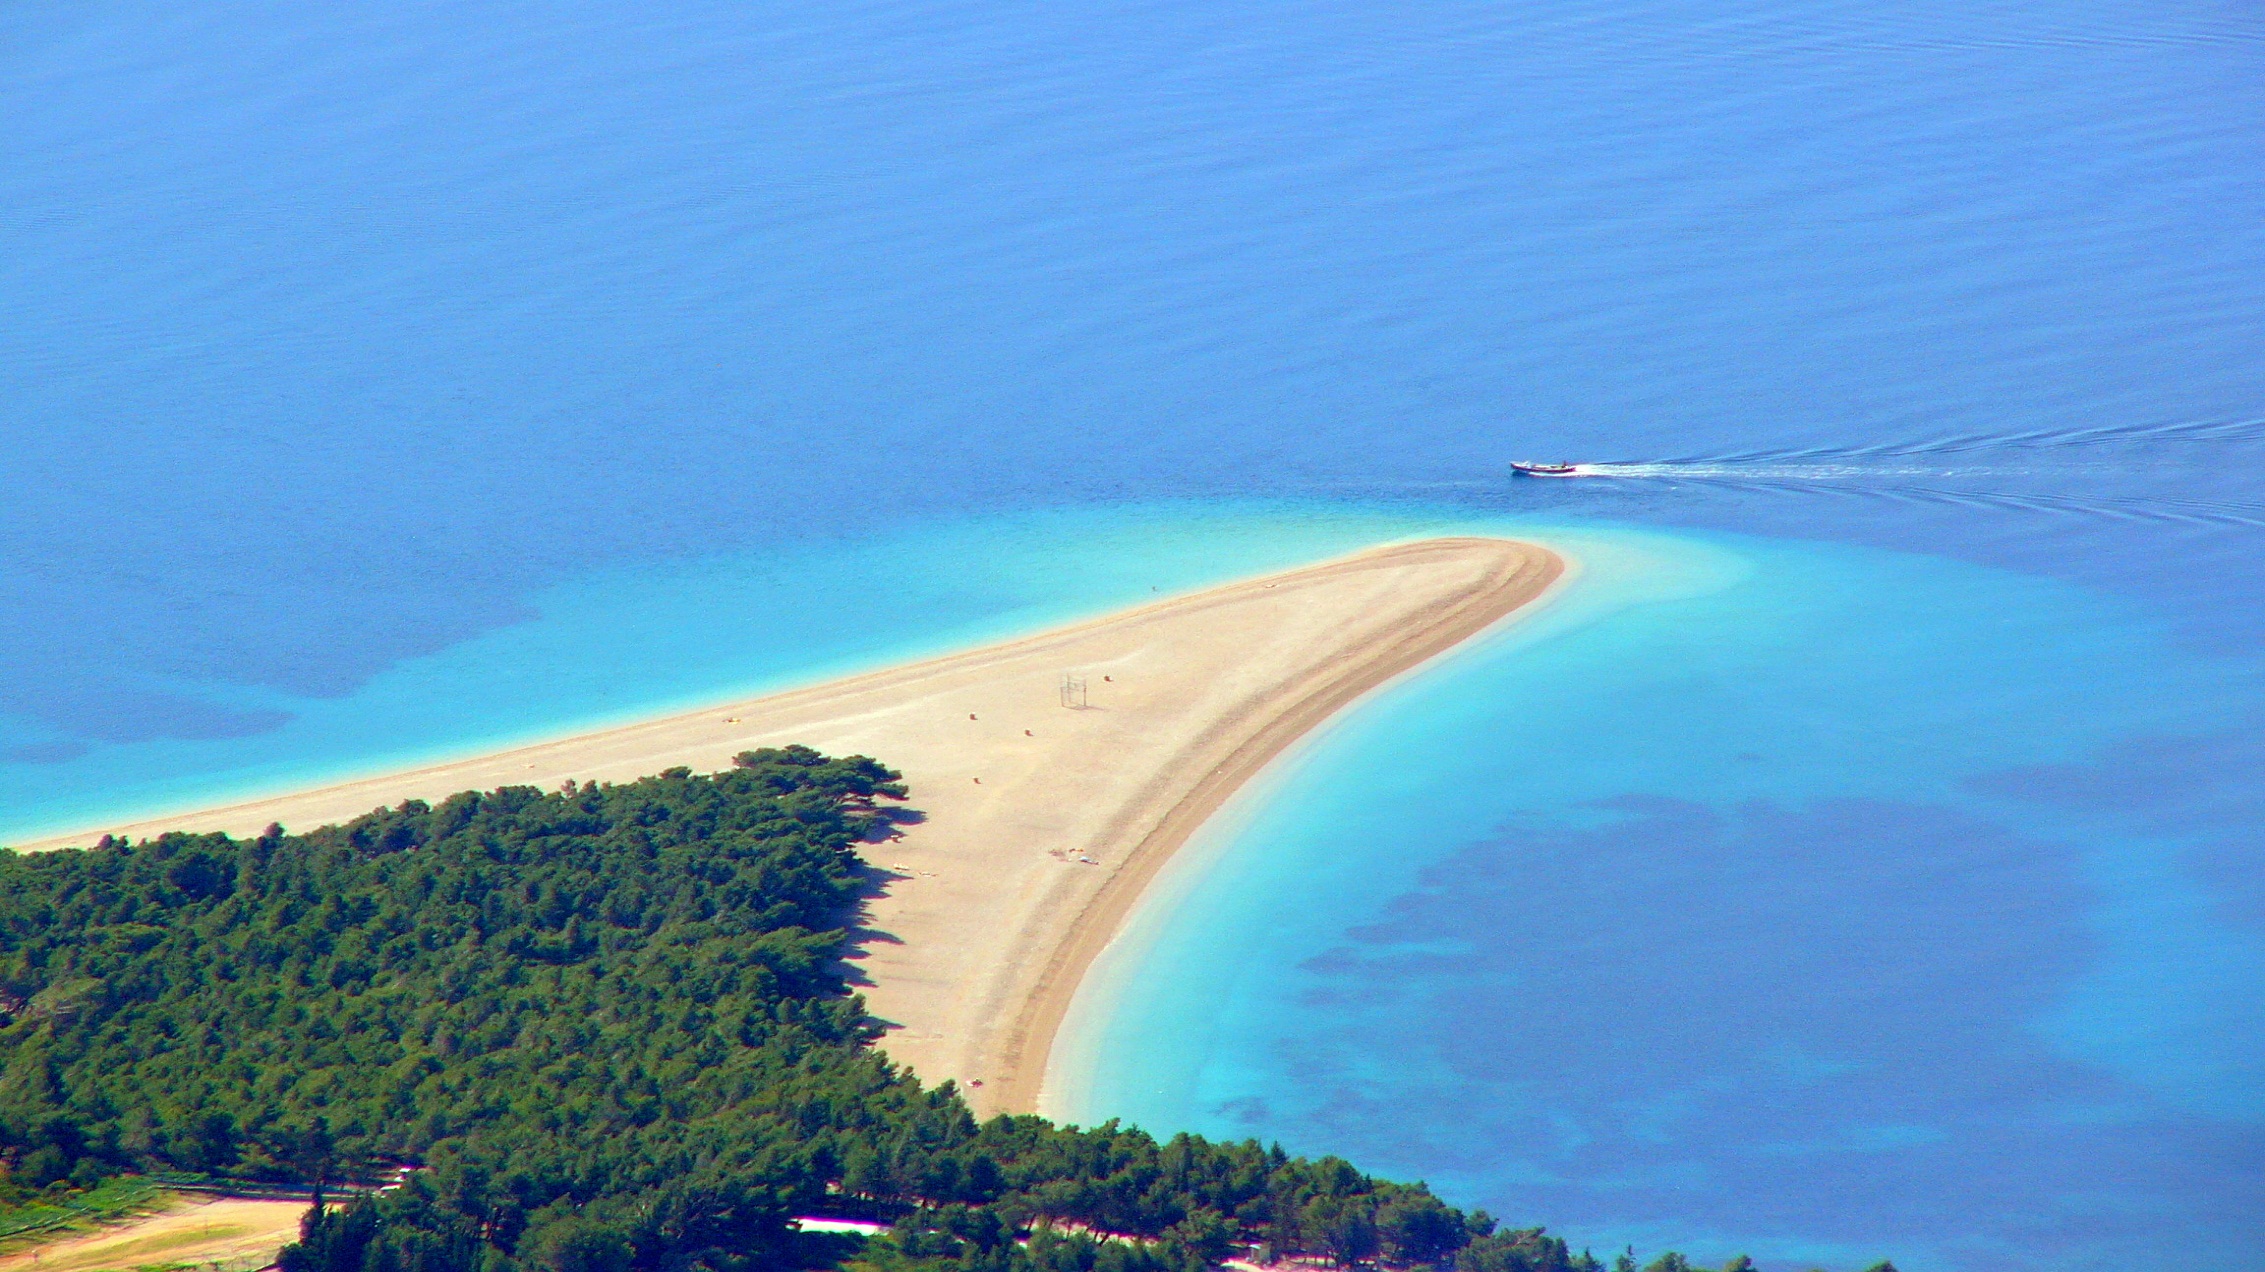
(1511, 462, 1583, 478)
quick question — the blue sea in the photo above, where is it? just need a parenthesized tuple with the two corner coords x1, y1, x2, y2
(3, 1, 2260, 1268)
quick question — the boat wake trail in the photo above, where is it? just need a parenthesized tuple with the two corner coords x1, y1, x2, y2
(1574, 461, 1947, 480)
(1649, 414, 2265, 465)
(1766, 481, 2265, 529)
(1512, 417, 2265, 529)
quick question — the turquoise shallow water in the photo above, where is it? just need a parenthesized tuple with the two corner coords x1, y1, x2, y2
(5, 0, 2264, 1265)
(1050, 522, 2264, 1269)
(0, 504, 1435, 841)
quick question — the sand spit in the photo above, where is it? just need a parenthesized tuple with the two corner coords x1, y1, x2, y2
(17, 538, 1561, 1116)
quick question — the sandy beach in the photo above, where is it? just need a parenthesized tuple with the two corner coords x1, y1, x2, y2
(18, 537, 1561, 1115)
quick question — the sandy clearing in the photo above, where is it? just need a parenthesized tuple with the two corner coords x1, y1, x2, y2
(17, 537, 1561, 1115)
(0, 1198, 307, 1272)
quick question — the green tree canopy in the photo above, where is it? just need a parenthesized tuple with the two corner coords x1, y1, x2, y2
(0, 749, 1859, 1272)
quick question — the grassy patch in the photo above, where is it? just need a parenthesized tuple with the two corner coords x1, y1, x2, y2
(64, 1257, 271, 1272)
(49, 1222, 253, 1264)
(0, 1177, 168, 1253)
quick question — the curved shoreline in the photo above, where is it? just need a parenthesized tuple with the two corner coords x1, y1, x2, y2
(12, 536, 1565, 1123)
(993, 538, 1565, 1113)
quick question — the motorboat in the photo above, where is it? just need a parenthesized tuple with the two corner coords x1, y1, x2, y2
(1511, 462, 1583, 477)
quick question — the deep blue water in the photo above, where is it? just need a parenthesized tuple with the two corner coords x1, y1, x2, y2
(4, 1, 2262, 1267)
